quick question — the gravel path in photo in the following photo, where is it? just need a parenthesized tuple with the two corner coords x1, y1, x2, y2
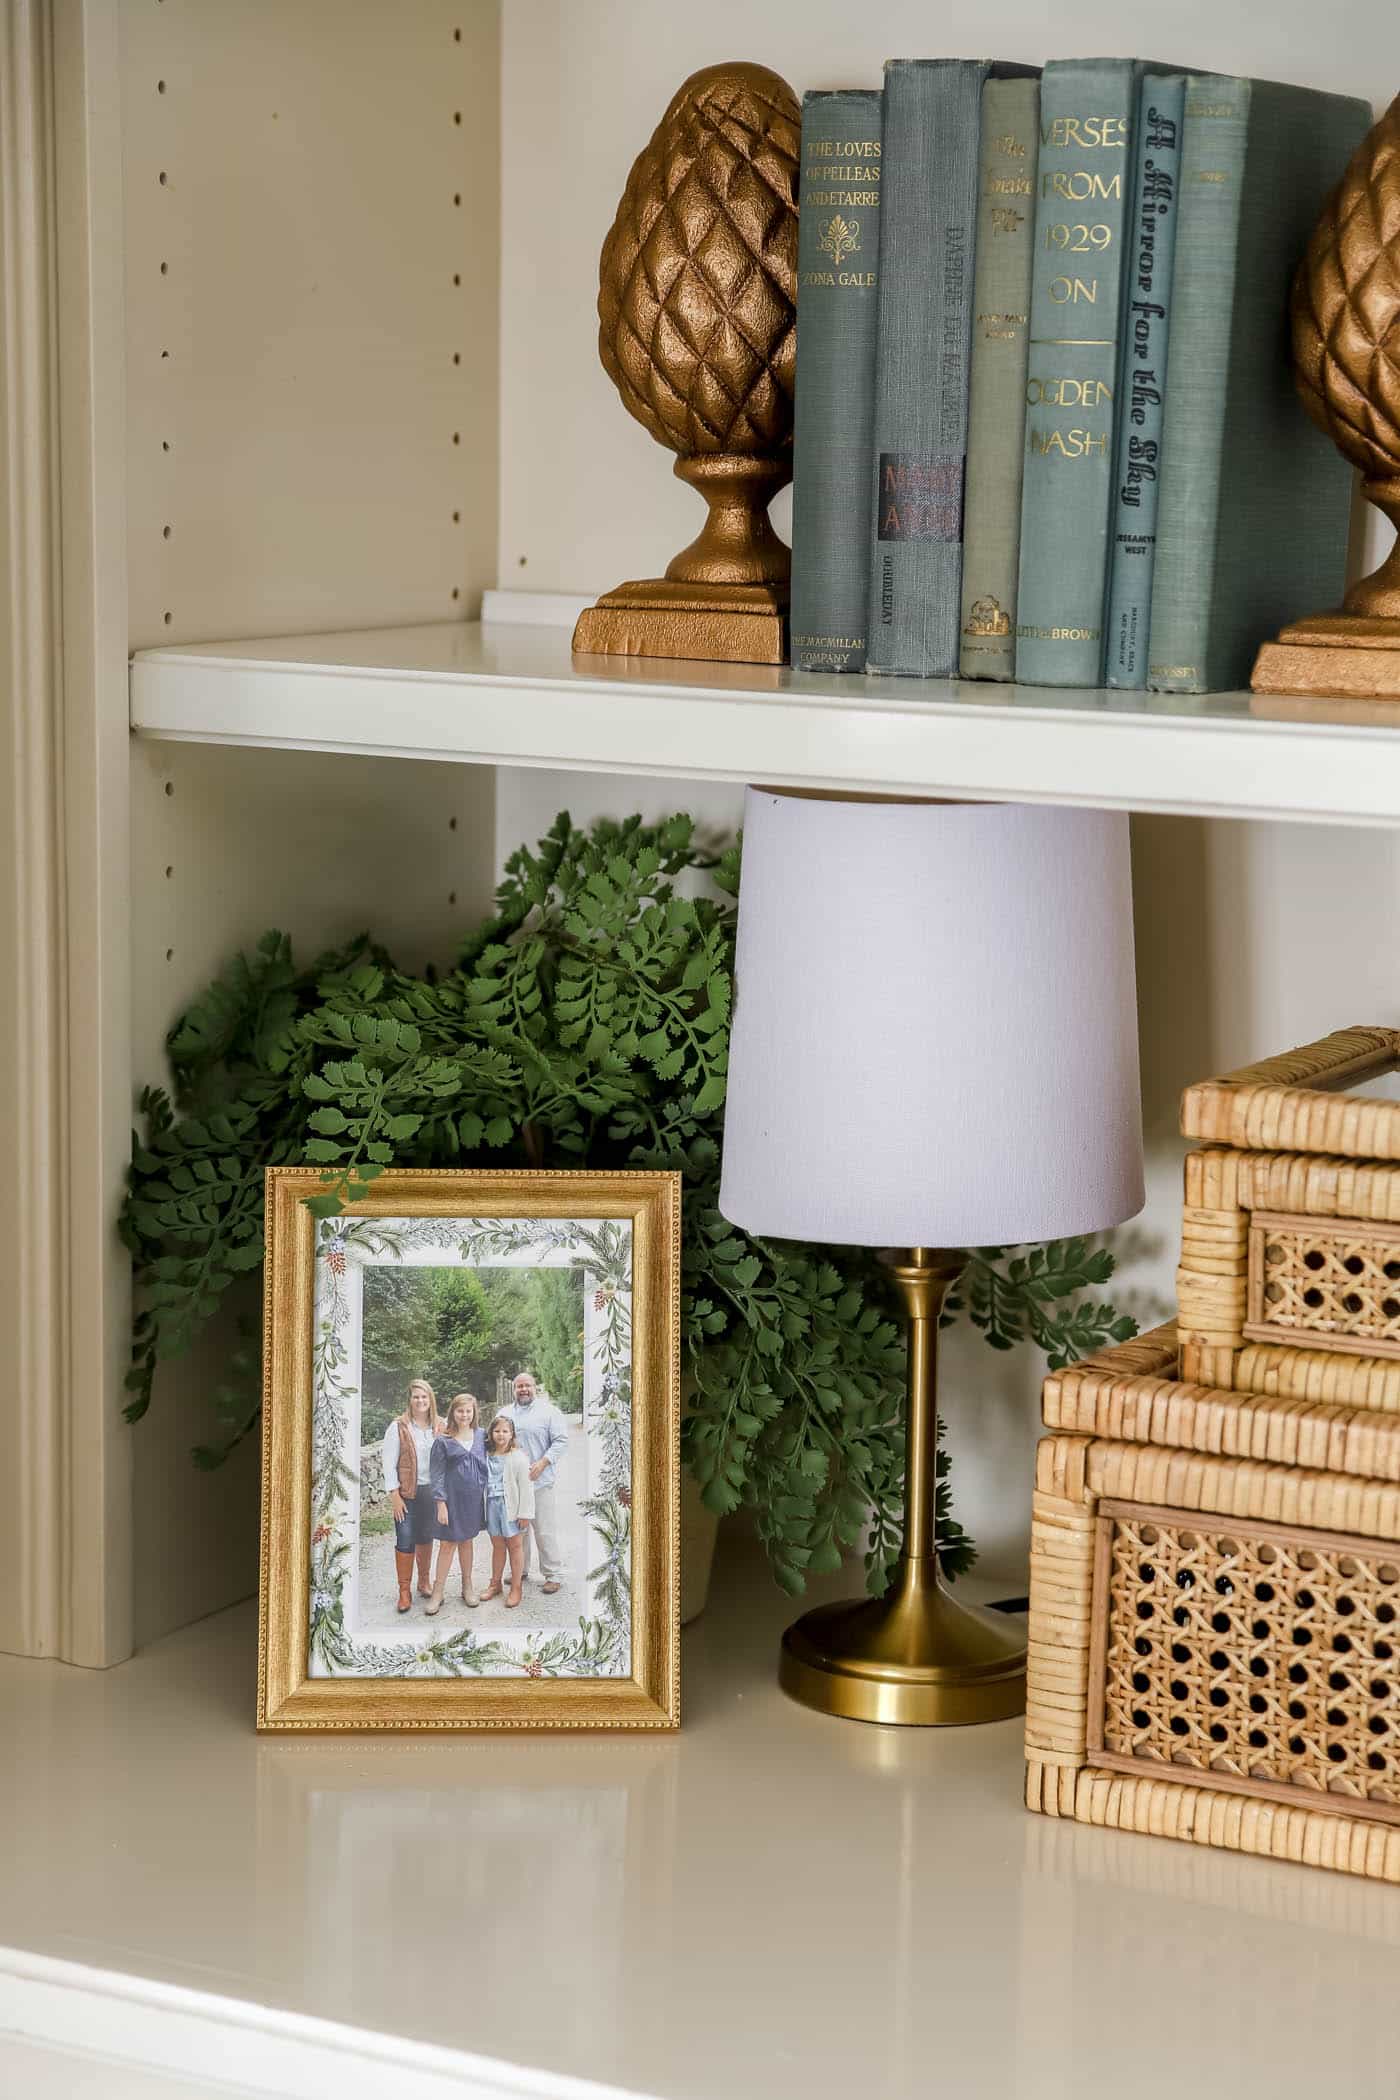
(354, 1419, 591, 1645)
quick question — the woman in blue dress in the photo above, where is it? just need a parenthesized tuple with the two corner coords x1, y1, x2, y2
(426, 1393, 487, 1613)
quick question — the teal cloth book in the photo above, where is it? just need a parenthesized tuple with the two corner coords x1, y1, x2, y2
(867, 60, 1003, 679)
(1147, 76, 1370, 694)
(1103, 74, 1184, 689)
(1015, 59, 1145, 688)
(790, 91, 884, 674)
(959, 73, 1040, 682)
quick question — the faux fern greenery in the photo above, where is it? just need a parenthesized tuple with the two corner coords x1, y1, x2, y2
(121, 810, 1136, 1596)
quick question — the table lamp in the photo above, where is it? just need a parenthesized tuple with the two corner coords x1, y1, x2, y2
(719, 791, 1144, 1725)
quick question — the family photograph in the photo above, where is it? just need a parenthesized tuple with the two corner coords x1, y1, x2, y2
(307, 1212, 635, 1681)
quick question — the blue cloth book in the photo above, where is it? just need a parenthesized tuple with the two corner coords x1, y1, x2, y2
(868, 60, 1033, 679)
(1015, 59, 1152, 688)
(1103, 75, 1184, 690)
(790, 91, 884, 673)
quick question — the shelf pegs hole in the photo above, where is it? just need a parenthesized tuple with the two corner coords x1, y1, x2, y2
(452, 431, 461, 445)
(165, 948, 174, 962)
(163, 611, 172, 625)
(518, 555, 527, 567)
(162, 439, 171, 452)
(157, 78, 166, 93)
(162, 524, 172, 539)
(451, 587, 460, 601)
(160, 349, 170, 360)
(163, 780, 174, 797)
(453, 26, 461, 40)
(448, 816, 458, 830)
(448, 890, 458, 906)
(452, 273, 462, 287)
(164, 864, 173, 878)
(160, 260, 168, 275)
(452, 510, 461, 523)
(453, 110, 462, 125)
(158, 170, 168, 186)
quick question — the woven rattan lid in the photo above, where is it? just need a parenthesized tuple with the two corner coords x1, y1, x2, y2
(1180, 1027, 1400, 1162)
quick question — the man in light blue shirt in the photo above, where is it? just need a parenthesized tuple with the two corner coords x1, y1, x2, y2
(504, 1370, 570, 1591)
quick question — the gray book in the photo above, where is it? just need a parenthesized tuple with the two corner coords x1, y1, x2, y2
(790, 91, 883, 674)
(1015, 59, 1145, 688)
(1147, 76, 1370, 694)
(868, 60, 1014, 679)
(959, 74, 1040, 681)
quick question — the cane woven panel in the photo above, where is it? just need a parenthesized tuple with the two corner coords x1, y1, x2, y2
(1092, 1502, 1400, 1822)
(1247, 1211, 1400, 1361)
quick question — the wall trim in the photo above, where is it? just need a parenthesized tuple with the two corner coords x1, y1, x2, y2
(0, 0, 133, 1666)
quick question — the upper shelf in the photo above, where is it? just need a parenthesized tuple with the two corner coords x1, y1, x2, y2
(129, 617, 1400, 826)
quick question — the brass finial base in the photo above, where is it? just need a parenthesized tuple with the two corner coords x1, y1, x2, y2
(779, 1559, 1027, 1727)
(1252, 617, 1400, 703)
(777, 1247, 1027, 1728)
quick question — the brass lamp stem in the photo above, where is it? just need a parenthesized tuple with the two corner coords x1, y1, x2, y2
(776, 1246, 1028, 1727)
(885, 1247, 963, 1566)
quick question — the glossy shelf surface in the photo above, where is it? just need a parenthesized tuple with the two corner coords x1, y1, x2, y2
(2, 1540, 1399, 2098)
(129, 619, 1400, 827)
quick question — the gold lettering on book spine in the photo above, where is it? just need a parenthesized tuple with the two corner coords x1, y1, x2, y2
(1253, 93, 1400, 700)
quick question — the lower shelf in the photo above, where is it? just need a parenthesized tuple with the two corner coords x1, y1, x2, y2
(1, 1538, 1397, 2100)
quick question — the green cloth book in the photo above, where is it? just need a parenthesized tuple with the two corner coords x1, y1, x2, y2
(790, 91, 884, 674)
(959, 74, 1040, 682)
(867, 59, 998, 679)
(1015, 58, 1144, 689)
(1146, 76, 1370, 695)
(1103, 74, 1184, 690)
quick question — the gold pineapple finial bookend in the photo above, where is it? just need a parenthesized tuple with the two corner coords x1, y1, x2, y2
(572, 62, 800, 667)
(1253, 93, 1400, 699)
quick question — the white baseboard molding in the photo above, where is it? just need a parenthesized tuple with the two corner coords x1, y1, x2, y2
(0, 1947, 646, 2100)
(480, 588, 593, 629)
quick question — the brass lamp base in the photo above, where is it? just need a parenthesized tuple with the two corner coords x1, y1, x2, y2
(777, 1246, 1027, 1727)
(779, 1559, 1026, 1727)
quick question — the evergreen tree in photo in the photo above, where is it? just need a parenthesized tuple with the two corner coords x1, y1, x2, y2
(524, 1265, 586, 1414)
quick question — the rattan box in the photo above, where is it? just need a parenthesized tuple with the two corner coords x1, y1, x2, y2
(1177, 1025, 1400, 1406)
(1025, 1027, 1400, 1883)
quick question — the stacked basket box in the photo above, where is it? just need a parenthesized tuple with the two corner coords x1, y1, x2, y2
(1025, 1027, 1400, 1883)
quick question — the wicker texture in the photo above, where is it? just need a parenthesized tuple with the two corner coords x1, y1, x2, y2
(1252, 1214, 1400, 1356)
(1180, 1026, 1400, 1159)
(1027, 1354, 1400, 1880)
(596, 64, 799, 460)
(1291, 95, 1400, 490)
(1098, 1506, 1400, 1816)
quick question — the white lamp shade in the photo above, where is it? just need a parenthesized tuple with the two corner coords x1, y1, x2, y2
(718, 793, 1144, 1249)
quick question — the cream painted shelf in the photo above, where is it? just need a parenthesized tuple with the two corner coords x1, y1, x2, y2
(4, 1537, 1400, 2100)
(129, 619, 1400, 829)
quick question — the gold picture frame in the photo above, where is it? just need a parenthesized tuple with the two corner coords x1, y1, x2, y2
(257, 1167, 680, 1732)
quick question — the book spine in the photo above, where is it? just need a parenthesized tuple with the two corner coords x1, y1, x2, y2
(1145, 78, 1250, 693)
(867, 59, 988, 678)
(959, 76, 1039, 682)
(1014, 60, 1137, 688)
(790, 91, 884, 674)
(1103, 74, 1184, 689)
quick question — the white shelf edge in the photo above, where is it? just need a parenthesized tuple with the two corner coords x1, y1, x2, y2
(0, 1946, 637, 2100)
(128, 619, 1400, 827)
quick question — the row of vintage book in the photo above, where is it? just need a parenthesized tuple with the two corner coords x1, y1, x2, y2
(789, 59, 1369, 693)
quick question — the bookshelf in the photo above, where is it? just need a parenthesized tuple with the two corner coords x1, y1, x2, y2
(5, 3, 1400, 2089)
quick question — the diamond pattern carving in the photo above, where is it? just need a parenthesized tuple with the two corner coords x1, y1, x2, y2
(1293, 93, 1400, 488)
(596, 67, 798, 457)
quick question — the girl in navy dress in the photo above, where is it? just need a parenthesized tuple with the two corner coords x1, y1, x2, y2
(426, 1393, 487, 1613)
